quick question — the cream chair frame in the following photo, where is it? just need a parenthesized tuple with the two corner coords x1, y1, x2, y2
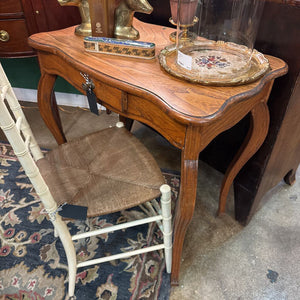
(0, 64, 172, 300)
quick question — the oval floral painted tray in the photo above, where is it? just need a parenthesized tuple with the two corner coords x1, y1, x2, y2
(159, 41, 270, 86)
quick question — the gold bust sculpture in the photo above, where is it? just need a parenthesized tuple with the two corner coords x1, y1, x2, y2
(57, 0, 91, 36)
(57, 0, 153, 40)
(114, 0, 153, 40)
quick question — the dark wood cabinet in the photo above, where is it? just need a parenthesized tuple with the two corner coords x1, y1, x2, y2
(232, 0, 300, 224)
(0, 0, 81, 57)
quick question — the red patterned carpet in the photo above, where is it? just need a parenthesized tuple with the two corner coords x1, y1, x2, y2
(0, 142, 180, 300)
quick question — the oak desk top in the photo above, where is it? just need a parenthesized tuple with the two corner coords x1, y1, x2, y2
(28, 19, 287, 123)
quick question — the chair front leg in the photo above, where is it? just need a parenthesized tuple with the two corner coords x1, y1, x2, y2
(54, 217, 77, 299)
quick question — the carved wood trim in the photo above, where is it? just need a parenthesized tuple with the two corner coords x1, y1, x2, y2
(121, 91, 128, 113)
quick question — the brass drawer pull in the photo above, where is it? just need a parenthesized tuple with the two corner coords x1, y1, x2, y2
(0, 30, 10, 42)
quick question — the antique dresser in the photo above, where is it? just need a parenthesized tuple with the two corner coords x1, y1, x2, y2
(0, 0, 80, 57)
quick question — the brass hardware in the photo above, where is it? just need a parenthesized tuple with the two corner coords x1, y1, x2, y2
(57, 0, 91, 36)
(0, 30, 9, 42)
(80, 72, 95, 91)
(36, 10, 40, 14)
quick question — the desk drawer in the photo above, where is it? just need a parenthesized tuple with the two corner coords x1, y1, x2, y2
(0, 19, 33, 56)
(0, 0, 23, 15)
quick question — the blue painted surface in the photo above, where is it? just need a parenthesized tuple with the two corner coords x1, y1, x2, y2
(84, 36, 155, 48)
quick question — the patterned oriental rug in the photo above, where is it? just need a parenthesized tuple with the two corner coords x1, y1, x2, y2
(0, 142, 180, 300)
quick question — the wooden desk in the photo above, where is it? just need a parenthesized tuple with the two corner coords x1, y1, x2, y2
(28, 19, 287, 285)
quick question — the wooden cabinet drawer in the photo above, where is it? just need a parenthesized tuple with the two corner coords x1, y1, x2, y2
(0, 19, 33, 57)
(0, 0, 23, 15)
(1, 0, 81, 58)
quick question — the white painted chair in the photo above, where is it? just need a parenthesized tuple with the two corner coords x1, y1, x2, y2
(0, 63, 172, 300)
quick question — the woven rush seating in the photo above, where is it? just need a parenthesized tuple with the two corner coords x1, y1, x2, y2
(37, 125, 165, 217)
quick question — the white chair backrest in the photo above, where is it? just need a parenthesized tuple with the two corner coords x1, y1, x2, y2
(0, 63, 43, 161)
(0, 63, 58, 215)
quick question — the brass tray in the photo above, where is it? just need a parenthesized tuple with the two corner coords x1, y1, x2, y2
(158, 41, 270, 86)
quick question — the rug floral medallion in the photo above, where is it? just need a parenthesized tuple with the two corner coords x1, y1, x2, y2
(0, 142, 180, 300)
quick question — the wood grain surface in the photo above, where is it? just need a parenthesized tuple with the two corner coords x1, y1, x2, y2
(28, 19, 287, 123)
